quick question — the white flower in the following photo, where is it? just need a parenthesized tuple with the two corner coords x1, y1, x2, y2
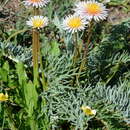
(23, 0, 50, 8)
(26, 16, 48, 29)
(62, 14, 88, 33)
(74, 0, 108, 21)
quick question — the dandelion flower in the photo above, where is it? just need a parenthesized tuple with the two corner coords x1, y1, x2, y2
(74, 1, 108, 21)
(62, 15, 88, 33)
(26, 16, 48, 29)
(0, 93, 8, 102)
(81, 106, 96, 116)
(23, 0, 49, 8)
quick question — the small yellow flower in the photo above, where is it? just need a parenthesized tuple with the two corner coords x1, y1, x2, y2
(62, 15, 88, 33)
(26, 16, 48, 29)
(81, 106, 96, 116)
(0, 93, 8, 101)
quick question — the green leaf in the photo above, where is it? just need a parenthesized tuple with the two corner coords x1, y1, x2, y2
(16, 62, 38, 116)
(25, 81, 38, 116)
(50, 41, 60, 57)
(0, 61, 9, 82)
(3, 61, 9, 72)
(16, 62, 27, 86)
(0, 68, 8, 82)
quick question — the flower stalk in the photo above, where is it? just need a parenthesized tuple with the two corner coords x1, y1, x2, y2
(32, 28, 40, 87)
(32, 7, 40, 87)
(77, 21, 93, 81)
(73, 32, 80, 65)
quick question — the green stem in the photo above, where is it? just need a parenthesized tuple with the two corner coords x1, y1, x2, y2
(32, 7, 40, 87)
(5, 104, 17, 130)
(5, 29, 27, 43)
(33, 7, 40, 15)
(34, 7, 47, 90)
(73, 32, 79, 65)
(2, 104, 5, 130)
(76, 21, 93, 81)
(29, 117, 38, 130)
(32, 28, 39, 87)
(40, 46, 48, 90)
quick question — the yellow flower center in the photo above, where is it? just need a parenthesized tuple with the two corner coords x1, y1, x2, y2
(29, 0, 41, 2)
(68, 17, 82, 28)
(32, 19, 44, 28)
(85, 3, 101, 15)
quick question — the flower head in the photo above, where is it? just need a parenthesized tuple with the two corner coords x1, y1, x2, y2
(62, 15, 88, 33)
(81, 106, 96, 116)
(74, 1, 108, 21)
(0, 93, 8, 102)
(26, 16, 48, 29)
(23, 0, 49, 8)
